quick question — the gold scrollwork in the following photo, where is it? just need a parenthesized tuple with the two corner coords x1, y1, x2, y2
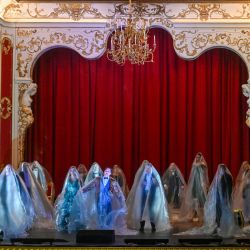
(17, 28, 37, 37)
(169, 3, 250, 21)
(115, 3, 166, 17)
(16, 30, 107, 77)
(27, 3, 112, 21)
(0, 97, 12, 120)
(18, 82, 37, 163)
(173, 30, 250, 62)
(3, 2, 250, 21)
(1, 37, 13, 55)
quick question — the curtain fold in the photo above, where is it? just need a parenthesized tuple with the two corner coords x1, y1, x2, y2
(25, 28, 250, 194)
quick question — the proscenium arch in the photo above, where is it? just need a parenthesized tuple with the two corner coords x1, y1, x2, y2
(29, 44, 107, 80)
(28, 26, 250, 81)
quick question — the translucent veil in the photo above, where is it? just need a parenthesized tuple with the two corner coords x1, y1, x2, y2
(55, 166, 81, 231)
(181, 153, 209, 220)
(84, 162, 103, 185)
(233, 161, 250, 212)
(30, 161, 48, 192)
(17, 162, 54, 228)
(177, 164, 235, 237)
(68, 176, 128, 234)
(0, 164, 35, 238)
(162, 163, 186, 218)
(111, 165, 129, 197)
(126, 160, 171, 232)
(77, 164, 88, 186)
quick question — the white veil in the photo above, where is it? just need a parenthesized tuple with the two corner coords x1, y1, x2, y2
(162, 163, 186, 208)
(0, 164, 35, 238)
(181, 153, 209, 220)
(126, 160, 171, 232)
(233, 161, 250, 211)
(17, 162, 54, 228)
(176, 164, 236, 238)
(84, 162, 103, 185)
(55, 166, 81, 231)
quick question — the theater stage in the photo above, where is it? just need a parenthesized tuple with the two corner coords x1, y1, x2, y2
(0, 221, 249, 250)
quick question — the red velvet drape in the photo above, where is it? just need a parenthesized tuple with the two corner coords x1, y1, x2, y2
(25, 28, 250, 194)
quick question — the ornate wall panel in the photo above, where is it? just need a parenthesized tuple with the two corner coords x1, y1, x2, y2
(0, 36, 13, 169)
(0, 1, 249, 166)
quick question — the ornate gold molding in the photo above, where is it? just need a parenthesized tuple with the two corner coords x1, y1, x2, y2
(242, 81, 250, 128)
(0, 97, 12, 120)
(2, 3, 250, 21)
(16, 29, 107, 77)
(1, 37, 13, 55)
(172, 30, 250, 63)
(18, 82, 37, 163)
(28, 3, 112, 21)
(174, 3, 250, 21)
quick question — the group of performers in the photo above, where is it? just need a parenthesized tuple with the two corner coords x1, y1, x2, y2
(0, 154, 250, 239)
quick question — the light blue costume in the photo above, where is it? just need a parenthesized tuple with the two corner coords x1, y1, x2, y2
(31, 161, 48, 193)
(126, 160, 171, 232)
(68, 175, 127, 234)
(55, 167, 81, 231)
(0, 164, 35, 238)
(17, 162, 54, 228)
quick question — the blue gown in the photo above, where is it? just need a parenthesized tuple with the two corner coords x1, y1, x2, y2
(17, 162, 54, 228)
(68, 176, 127, 234)
(55, 167, 81, 231)
(0, 165, 35, 238)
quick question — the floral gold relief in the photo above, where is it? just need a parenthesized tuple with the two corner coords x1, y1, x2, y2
(16, 30, 107, 77)
(18, 83, 37, 163)
(0, 97, 12, 120)
(1, 37, 13, 55)
(3, 3, 250, 21)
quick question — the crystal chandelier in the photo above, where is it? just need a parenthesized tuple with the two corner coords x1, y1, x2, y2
(107, 1, 156, 65)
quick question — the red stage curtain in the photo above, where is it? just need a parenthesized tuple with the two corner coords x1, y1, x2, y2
(25, 28, 250, 194)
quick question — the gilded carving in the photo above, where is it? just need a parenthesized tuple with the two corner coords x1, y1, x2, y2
(172, 30, 250, 62)
(114, 3, 166, 17)
(3, 3, 250, 21)
(3, 3, 22, 18)
(17, 28, 37, 37)
(26, 3, 112, 21)
(17, 52, 33, 78)
(16, 29, 107, 77)
(18, 83, 37, 162)
(0, 97, 12, 120)
(1, 37, 12, 55)
(242, 81, 250, 128)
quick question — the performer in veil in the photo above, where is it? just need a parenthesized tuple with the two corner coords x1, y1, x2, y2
(181, 152, 209, 221)
(162, 163, 186, 220)
(233, 161, 250, 212)
(176, 164, 235, 237)
(242, 171, 250, 224)
(68, 167, 128, 234)
(17, 162, 54, 228)
(111, 164, 129, 197)
(0, 164, 35, 238)
(55, 166, 81, 231)
(77, 164, 88, 186)
(126, 160, 171, 232)
(30, 161, 48, 193)
(31, 161, 55, 203)
(84, 162, 103, 185)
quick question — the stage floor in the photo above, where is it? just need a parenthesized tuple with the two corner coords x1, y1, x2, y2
(0, 221, 250, 248)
